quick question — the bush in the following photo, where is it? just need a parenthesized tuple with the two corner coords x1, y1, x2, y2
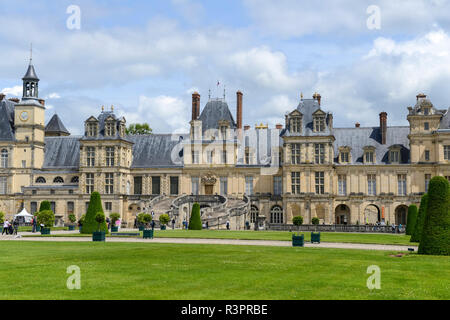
(418, 176, 450, 256)
(293, 216, 303, 226)
(109, 213, 120, 225)
(311, 217, 320, 225)
(78, 214, 85, 225)
(37, 210, 55, 228)
(95, 212, 106, 232)
(406, 204, 418, 235)
(81, 192, 108, 234)
(68, 214, 76, 224)
(411, 194, 429, 243)
(189, 203, 202, 230)
(39, 201, 51, 212)
(0, 211, 4, 224)
(137, 213, 152, 228)
(159, 214, 170, 226)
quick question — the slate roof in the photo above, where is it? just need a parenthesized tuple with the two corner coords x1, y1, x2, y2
(0, 99, 16, 141)
(22, 63, 39, 80)
(45, 114, 70, 135)
(333, 126, 410, 164)
(439, 108, 450, 130)
(43, 136, 81, 169)
(81, 111, 132, 143)
(198, 99, 237, 133)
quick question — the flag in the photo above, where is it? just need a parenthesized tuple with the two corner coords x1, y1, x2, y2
(217, 81, 220, 87)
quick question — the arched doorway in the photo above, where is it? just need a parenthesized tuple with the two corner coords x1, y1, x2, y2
(335, 204, 350, 225)
(270, 205, 283, 224)
(364, 204, 380, 225)
(395, 205, 408, 225)
(250, 205, 259, 223)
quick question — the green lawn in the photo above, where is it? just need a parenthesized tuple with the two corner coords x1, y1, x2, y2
(24, 229, 415, 246)
(0, 241, 448, 300)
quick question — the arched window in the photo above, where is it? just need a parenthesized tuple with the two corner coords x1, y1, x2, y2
(53, 177, 64, 183)
(1, 149, 8, 168)
(270, 205, 283, 224)
(250, 205, 259, 223)
(71, 176, 79, 183)
(35, 177, 46, 184)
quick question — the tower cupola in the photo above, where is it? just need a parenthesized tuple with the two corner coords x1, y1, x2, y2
(22, 49, 39, 100)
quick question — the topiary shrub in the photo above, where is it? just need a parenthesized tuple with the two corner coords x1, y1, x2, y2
(311, 217, 320, 225)
(159, 214, 170, 226)
(411, 194, 428, 243)
(418, 176, 450, 256)
(137, 213, 152, 228)
(78, 214, 85, 225)
(39, 201, 51, 212)
(37, 210, 55, 228)
(81, 192, 108, 234)
(189, 203, 202, 230)
(0, 211, 4, 224)
(109, 213, 120, 226)
(293, 216, 303, 226)
(406, 204, 418, 235)
(68, 214, 76, 225)
(95, 212, 106, 232)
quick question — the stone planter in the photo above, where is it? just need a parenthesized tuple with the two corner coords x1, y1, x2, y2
(143, 229, 154, 239)
(36, 225, 41, 232)
(139, 225, 145, 231)
(68, 225, 75, 231)
(160, 225, 166, 230)
(92, 231, 106, 242)
(292, 234, 304, 247)
(41, 227, 51, 235)
(111, 226, 119, 232)
(311, 232, 321, 244)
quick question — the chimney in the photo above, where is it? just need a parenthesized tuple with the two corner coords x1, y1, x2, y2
(192, 92, 200, 121)
(244, 125, 250, 131)
(38, 99, 45, 106)
(313, 92, 321, 106)
(8, 98, 19, 103)
(275, 124, 283, 130)
(379, 112, 387, 145)
(236, 91, 243, 130)
(355, 122, 360, 128)
(416, 93, 426, 101)
(0, 93, 5, 101)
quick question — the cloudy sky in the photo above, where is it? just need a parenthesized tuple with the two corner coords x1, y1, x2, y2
(1, 0, 450, 135)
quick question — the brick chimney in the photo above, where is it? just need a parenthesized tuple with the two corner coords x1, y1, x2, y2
(355, 122, 360, 128)
(236, 91, 243, 130)
(244, 125, 250, 131)
(0, 93, 5, 101)
(379, 112, 387, 145)
(8, 98, 19, 103)
(192, 92, 200, 121)
(275, 124, 283, 130)
(38, 99, 45, 106)
(313, 92, 322, 106)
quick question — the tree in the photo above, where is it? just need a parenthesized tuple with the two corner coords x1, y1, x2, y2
(37, 210, 55, 228)
(137, 213, 152, 228)
(78, 214, 86, 226)
(293, 216, 303, 232)
(81, 192, 108, 234)
(418, 176, 450, 256)
(159, 214, 170, 226)
(311, 217, 320, 225)
(95, 212, 106, 232)
(39, 201, 51, 212)
(189, 203, 202, 230)
(126, 123, 152, 135)
(411, 194, 428, 243)
(406, 204, 418, 235)
(68, 214, 76, 225)
(109, 213, 120, 226)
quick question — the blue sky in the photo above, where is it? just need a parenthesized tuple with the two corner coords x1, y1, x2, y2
(1, 0, 450, 134)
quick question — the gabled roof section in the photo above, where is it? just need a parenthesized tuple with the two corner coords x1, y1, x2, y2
(43, 136, 81, 169)
(0, 99, 16, 141)
(198, 99, 237, 133)
(45, 114, 70, 136)
(22, 63, 39, 80)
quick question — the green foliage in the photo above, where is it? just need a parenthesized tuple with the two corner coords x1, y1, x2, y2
(292, 216, 304, 226)
(189, 203, 202, 230)
(418, 176, 450, 256)
(78, 214, 85, 225)
(109, 213, 120, 225)
(0, 211, 4, 224)
(81, 192, 108, 234)
(411, 194, 428, 243)
(126, 123, 152, 135)
(159, 214, 170, 225)
(311, 217, 320, 225)
(95, 212, 106, 232)
(37, 210, 55, 228)
(406, 204, 418, 235)
(39, 201, 52, 212)
(137, 213, 152, 227)
(68, 214, 76, 224)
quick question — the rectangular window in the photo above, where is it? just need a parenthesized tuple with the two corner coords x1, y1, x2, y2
(291, 144, 301, 164)
(67, 201, 74, 215)
(222, 150, 227, 164)
(390, 151, 399, 163)
(444, 146, 450, 160)
(50, 202, 56, 214)
(315, 144, 325, 164)
(291, 172, 300, 194)
(133, 176, 142, 195)
(367, 174, 376, 196)
(245, 176, 253, 195)
(425, 150, 430, 161)
(86, 173, 94, 194)
(425, 174, 431, 192)
(424, 122, 429, 131)
(191, 177, 199, 195)
(245, 150, 250, 165)
(170, 176, 179, 195)
(87, 147, 95, 167)
(340, 152, 349, 163)
(365, 151, 374, 163)
(1, 150, 7, 168)
(291, 117, 301, 133)
(105, 202, 112, 211)
(192, 151, 199, 164)
(207, 150, 214, 164)
(105, 123, 114, 136)
(338, 175, 347, 196)
(314, 117, 325, 132)
(105, 173, 114, 194)
(398, 174, 407, 196)
(22, 160, 26, 168)
(0, 177, 6, 194)
(152, 176, 161, 195)
(315, 172, 325, 194)
(273, 176, 282, 196)
(30, 202, 37, 214)
(220, 177, 228, 196)
(106, 147, 115, 167)
(88, 124, 97, 136)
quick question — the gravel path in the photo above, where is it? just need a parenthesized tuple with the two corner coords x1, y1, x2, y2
(0, 233, 418, 252)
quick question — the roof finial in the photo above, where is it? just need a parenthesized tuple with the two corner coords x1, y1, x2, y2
(111, 105, 114, 111)
(208, 88, 211, 100)
(30, 43, 33, 63)
(223, 85, 226, 100)
(101, 105, 104, 112)
(300, 92, 303, 100)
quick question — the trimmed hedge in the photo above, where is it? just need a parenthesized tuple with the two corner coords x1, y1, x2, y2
(189, 203, 202, 230)
(81, 192, 108, 234)
(311, 217, 320, 225)
(159, 214, 170, 226)
(39, 201, 51, 212)
(418, 176, 450, 256)
(406, 204, 418, 235)
(293, 216, 304, 226)
(37, 210, 55, 228)
(411, 194, 428, 243)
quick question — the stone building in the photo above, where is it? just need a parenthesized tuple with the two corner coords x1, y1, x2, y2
(1, 61, 450, 228)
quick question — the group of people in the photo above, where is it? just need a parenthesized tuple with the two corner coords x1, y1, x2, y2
(2, 219, 19, 235)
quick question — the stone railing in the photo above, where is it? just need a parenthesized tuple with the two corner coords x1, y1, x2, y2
(147, 194, 166, 209)
(267, 224, 405, 233)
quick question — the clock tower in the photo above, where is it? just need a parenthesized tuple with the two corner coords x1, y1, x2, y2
(14, 56, 46, 170)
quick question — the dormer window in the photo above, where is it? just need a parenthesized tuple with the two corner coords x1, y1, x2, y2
(314, 116, 326, 132)
(105, 122, 115, 136)
(389, 150, 400, 163)
(423, 107, 430, 115)
(218, 120, 230, 140)
(338, 146, 351, 164)
(290, 116, 302, 133)
(87, 122, 98, 137)
(364, 146, 376, 164)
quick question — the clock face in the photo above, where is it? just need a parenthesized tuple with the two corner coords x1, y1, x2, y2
(20, 111, 29, 121)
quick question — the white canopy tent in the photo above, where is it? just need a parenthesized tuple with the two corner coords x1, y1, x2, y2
(14, 208, 34, 223)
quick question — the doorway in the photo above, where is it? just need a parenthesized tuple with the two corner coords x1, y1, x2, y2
(205, 185, 214, 195)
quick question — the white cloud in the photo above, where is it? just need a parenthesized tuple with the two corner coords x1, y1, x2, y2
(1, 85, 22, 96)
(44, 93, 61, 99)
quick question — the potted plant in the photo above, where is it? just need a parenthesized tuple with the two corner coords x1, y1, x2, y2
(137, 213, 148, 231)
(0, 211, 4, 233)
(78, 214, 85, 233)
(34, 212, 41, 232)
(159, 214, 170, 230)
(292, 216, 303, 232)
(37, 210, 55, 235)
(93, 212, 106, 242)
(109, 213, 120, 232)
(140, 213, 153, 239)
(68, 214, 76, 231)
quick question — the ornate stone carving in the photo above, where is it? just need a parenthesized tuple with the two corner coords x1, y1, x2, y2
(201, 173, 217, 185)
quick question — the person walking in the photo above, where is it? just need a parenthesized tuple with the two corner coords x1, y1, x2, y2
(171, 218, 175, 230)
(206, 221, 209, 229)
(151, 220, 155, 230)
(226, 220, 230, 230)
(2, 220, 9, 235)
(32, 216, 37, 233)
(106, 217, 111, 230)
(12, 219, 19, 235)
